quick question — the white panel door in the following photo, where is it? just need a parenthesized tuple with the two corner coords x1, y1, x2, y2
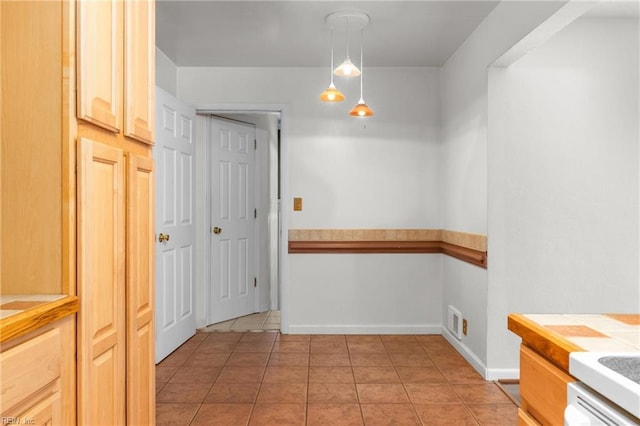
(210, 117, 256, 324)
(154, 87, 196, 362)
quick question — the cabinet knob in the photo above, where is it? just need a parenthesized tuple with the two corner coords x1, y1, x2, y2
(212, 227, 222, 235)
(158, 233, 170, 243)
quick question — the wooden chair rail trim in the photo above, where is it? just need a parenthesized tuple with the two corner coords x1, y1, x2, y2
(288, 240, 487, 268)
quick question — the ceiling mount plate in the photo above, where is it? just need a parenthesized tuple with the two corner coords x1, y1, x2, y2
(325, 10, 370, 30)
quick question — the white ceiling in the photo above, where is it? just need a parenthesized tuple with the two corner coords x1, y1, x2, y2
(156, 1, 502, 68)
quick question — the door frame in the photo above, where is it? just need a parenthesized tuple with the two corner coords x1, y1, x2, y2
(193, 104, 290, 333)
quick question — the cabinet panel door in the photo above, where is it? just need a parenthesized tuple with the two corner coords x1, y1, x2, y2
(77, 138, 125, 426)
(126, 154, 155, 425)
(124, 0, 155, 144)
(520, 345, 575, 426)
(77, 0, 122, 132)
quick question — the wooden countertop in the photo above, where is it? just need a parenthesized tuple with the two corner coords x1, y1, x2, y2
(0, 295, 79, 343)
(508, 313, 640, 372)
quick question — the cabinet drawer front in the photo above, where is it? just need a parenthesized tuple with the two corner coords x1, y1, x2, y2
(520, 345, 575, 426)
(518, 408, 541, 426)
(0, 328, 61, 413)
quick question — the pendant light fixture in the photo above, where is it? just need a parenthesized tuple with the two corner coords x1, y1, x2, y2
(333, 16, 360, 77)
(349, 27, 374, 117)
(319, 27, 345, 102)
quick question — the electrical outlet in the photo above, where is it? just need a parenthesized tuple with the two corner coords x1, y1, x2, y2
(462, 319, 468, 336)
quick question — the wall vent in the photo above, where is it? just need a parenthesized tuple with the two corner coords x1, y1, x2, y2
(447, 305, 463, 340)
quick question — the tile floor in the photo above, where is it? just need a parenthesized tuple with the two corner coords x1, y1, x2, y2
(156, 332, 518, 425)
(200, 311, 281, 332)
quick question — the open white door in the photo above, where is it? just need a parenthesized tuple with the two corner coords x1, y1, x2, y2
(154, 87, 196, 362)
(209, 117, 257, 324)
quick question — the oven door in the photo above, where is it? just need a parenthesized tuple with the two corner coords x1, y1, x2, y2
(565, 382, 640, 426)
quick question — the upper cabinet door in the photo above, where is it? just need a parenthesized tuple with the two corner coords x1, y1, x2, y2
(76, 0, 123, 132)
(124, 0, 155, 144)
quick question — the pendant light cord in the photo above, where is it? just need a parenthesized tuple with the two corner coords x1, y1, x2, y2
(345, 17, 350, 60)
(330, 27, 335, 83)
(359, 28, 364, 100)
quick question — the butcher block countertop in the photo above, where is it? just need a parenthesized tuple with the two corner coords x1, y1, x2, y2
(508, 313, 640, 371)
(0, 294, 79, 343)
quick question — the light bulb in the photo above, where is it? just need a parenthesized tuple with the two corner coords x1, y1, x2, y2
(358, 110, 365, 116)
(328, 93, 335, 100)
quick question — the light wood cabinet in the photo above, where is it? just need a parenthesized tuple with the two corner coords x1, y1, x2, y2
(1, 1, 77, 423)
(124, 0, 155, 144)
(126, 154, 156, 425)
(0, 316, 75, 425)
(75, 1, 156, 415)
(519, 344, 576, 425)
(75, 0, 156, 422)
(77, 141, 156, 424)
(76, 0, 122, 132)
(77, 138, 127, 426)
(0, 0, 73, 296)
(1, 0, 155, 423)
(77, 0, 155, 144)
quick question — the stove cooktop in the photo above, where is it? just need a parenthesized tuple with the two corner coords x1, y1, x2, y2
(570, 352, 640, 419)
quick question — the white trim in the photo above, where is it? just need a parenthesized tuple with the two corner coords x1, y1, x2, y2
(441, 327, 519, 381)
(194, 103, 289, 333)
(486, 368, 520, 381)
(288, 324, 442, 335)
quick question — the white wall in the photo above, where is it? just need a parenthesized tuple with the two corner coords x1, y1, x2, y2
(178, 67, 443, 332)
(440, 1, 565, 375)
(487, 16, 639, 370)
(156, 48, 177, 96)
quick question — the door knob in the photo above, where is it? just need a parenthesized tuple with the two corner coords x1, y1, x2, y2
(212, 227, 222, 234)
(158, 233, 170, 243)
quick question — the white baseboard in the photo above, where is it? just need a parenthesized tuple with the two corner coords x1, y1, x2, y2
(259, 304, 270, 313)
(486, 368, 520, 381)
(441, 327, 520, 381)
(288, 324, 442, 335)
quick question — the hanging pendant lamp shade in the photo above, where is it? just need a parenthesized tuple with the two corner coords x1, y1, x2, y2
(320, 83, 345, 102)
(333, 16, 361, 77)
(350, 28, 373, 117)
(320, 27, 345, 102)
(349, 100, 374, 117)
(334, 58, 360, 77)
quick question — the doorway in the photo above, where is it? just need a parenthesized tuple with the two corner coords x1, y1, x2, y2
(195, 111, 281, 329)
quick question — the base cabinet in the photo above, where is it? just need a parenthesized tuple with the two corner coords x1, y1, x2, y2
(519, 345, 576, 425)
(0, 316, 75, 425)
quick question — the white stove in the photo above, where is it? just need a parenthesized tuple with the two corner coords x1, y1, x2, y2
(566, 352, 640, 425)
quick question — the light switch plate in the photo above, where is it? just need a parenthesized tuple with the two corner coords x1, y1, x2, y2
(293, 197, 302, 211)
